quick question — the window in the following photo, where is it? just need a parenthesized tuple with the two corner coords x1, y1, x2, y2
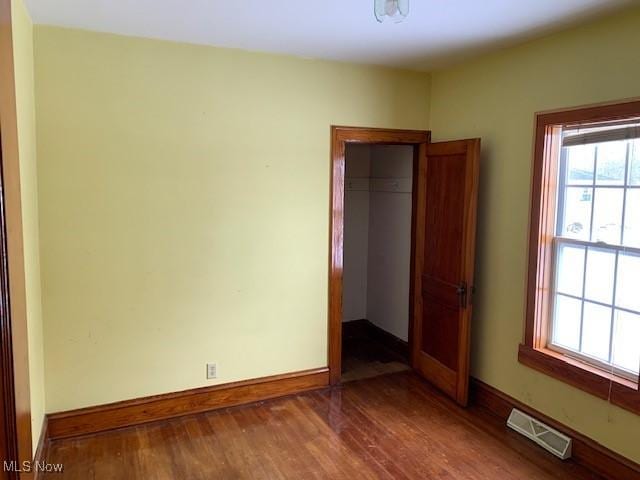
(520, 100, 640, 415)
(552, 129, 640, 380)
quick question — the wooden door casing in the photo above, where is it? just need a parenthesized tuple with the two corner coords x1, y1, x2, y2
(1, 0, 34, 473)
(329, 126, 431, 385)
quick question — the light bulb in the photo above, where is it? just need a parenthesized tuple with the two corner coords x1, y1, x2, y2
(385, 1, 398, 16)
(374, 0, 409, 23)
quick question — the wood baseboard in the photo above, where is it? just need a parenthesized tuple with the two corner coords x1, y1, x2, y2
(470, 378, 640, 480)
(48, 368, 329, 440)
(33, 416, 50, 480)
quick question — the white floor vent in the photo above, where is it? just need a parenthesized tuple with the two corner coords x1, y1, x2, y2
(507, 409, 572, 460)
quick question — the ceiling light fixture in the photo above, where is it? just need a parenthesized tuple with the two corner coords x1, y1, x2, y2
(374, 0, 409, 23)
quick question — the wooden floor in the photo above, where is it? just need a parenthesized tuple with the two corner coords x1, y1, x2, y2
(342, 322, 410, 382)
(44, 372, 602, 479)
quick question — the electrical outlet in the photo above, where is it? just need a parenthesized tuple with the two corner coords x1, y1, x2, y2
(206, 363, 217, 379)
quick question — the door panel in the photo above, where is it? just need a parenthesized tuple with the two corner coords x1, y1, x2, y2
(423, 155, 466, 284)
(412, 139, 480, 406)
(421, 298, 459, 371)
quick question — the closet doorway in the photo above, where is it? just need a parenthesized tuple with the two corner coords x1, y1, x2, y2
(329, 126, 480, 406)
(341, 143, 415, 382)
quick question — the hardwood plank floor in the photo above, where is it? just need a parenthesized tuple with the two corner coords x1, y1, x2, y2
(43, 372, 602, 479)
(342, 321, 410, 382)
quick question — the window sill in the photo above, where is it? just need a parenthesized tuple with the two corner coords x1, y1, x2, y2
(518, 344, 640, 415)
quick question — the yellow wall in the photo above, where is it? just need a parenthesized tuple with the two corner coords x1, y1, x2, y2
(429, 7, 640, 462)
(33, 26, 430, 412)
(32, 6, 640, 464)
(11, 0, 45, 452)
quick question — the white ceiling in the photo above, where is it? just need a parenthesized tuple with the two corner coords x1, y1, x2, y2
(25, 0, 635, 71)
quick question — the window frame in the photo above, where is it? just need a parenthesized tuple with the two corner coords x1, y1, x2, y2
(549, 133, 640, 381)
(520, 99, 640, 415)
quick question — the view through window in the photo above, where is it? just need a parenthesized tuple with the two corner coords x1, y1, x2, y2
(551, 121, 640, 379)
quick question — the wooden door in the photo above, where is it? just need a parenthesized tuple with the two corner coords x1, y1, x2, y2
(412, 139, 480, 406)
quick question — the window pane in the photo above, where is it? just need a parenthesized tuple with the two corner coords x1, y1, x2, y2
(581, 302, 611, 362)
(556, 244, 584, 297)
(552, 295, 582, 350)
(612, 310, 640, 374)
(565, 144, 594, 185)
(560, 187, 592, 240)
(623, 189, 640, 248)
(615, 252, 640, 312)
(591, 188, 623, 244)
(629, 139, 640, 186)
(584, 247, 615, 304)
(596, 141, 626, 186)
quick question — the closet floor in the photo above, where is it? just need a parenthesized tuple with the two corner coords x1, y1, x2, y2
(341, 320, 410, 382)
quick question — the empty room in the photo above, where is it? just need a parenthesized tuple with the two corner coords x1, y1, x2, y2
(0, 0, 639, 478)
